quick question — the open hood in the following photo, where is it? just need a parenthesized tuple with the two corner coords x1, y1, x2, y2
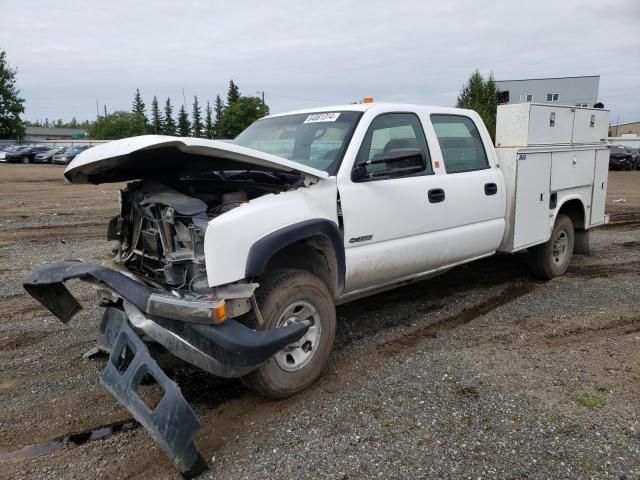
(64, 135, 328, 184)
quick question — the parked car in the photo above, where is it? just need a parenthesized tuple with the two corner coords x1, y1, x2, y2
(52, 146, 90, 165)
(34, 146, 67, 164)
(0, 145, 24, 161)
(609, 145, 636, 170)
(628, 147, 640, 168)
(4, 145, 51, 164)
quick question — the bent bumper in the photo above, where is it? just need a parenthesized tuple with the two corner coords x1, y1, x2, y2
(24, 260, 310, 377)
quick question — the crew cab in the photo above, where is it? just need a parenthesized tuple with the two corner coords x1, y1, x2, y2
(24, 102, 610, 474)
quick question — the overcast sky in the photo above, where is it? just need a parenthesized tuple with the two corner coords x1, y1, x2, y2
(2, 0, 639, 124)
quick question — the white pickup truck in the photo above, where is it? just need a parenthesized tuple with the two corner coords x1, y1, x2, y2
(24, 101, 609, 474)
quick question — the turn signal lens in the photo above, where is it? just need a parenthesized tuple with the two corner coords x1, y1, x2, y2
(210, 302, 227, 324)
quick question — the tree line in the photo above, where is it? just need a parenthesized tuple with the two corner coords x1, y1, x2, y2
(90, 80, 268, 140)
(17, 79, 269, 141)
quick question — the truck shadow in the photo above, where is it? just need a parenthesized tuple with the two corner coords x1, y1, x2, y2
(168, 251, 532, 408)
(334, 251, 532, 350)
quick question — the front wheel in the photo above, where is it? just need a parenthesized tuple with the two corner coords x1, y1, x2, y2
(529, 214, 574, 279)
(22, 156, 30, 164)
(241, 269, 336, 399)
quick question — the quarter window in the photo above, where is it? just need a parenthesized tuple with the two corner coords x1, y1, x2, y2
(430, 115, 489, 174)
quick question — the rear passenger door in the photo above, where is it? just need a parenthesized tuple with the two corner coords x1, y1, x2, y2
(426, 114, 506, 263)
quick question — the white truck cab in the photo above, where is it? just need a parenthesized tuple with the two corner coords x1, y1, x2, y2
(25, 101, 609, 474)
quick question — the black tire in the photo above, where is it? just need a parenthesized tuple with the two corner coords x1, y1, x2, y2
(529, 214, 574, 279)
(241, 269, 336, 399)
(22, 156, 30, 164)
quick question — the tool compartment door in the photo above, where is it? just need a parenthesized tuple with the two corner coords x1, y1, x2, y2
(590, 148, 609, 226)
(551, 150, 595, 191)
(513, 152, 552, 249)
(528, 105, 574, 145)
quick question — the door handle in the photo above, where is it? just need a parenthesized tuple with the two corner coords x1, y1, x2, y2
(428, 188, 445, 203)
(484, 183, 498, 195)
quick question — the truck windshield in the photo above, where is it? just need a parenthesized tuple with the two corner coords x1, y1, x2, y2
(234, 111, 362, 173)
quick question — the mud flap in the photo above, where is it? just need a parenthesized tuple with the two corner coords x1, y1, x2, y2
(100, 319, 208, 478)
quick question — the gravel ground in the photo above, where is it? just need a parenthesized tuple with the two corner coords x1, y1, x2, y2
(0, 164, 638, 479)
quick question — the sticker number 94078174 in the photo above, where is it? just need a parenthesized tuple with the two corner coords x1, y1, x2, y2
(304, 112, 341, 123)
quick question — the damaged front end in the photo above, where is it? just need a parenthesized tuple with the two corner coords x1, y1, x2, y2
(24, 260, 310, 476)
(21, 135, 331, 475)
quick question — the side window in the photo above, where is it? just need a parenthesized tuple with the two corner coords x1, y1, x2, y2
(430, 115, 489, 174)
(353, 113, 431, 180)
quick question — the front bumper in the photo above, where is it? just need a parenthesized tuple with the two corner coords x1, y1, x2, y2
(24, 260, 310, 476)
(24, 260, 309, 377)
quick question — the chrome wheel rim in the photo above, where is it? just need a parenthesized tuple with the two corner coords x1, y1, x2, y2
(552, 229, 569, 266)
(274, 300, 321, 372)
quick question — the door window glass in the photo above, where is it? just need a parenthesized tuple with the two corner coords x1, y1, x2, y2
(354, 113, 431, 180)
(430, 115, 489, 174)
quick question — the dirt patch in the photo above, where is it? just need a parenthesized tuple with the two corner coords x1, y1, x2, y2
(543, 315, 640, 346)
(567, 260, 640, 277)
(3, 222, 106, 243)
(0, 330, 50, 350)
(376, 282, 539, 355)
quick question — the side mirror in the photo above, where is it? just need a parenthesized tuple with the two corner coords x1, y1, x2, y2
(353, 148, 425, 181)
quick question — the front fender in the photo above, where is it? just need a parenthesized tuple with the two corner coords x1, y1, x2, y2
(204, 178, 339, 287)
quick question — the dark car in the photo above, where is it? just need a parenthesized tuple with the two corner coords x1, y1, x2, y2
(52, 145, 90, 165)
(33, 146, 67, 164)
(4, 145, 51, 164)
(609, 145, 636, 171)
(628, 147, 640, 168)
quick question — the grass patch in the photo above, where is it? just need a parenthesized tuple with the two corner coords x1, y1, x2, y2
(574, 392, 606, 409)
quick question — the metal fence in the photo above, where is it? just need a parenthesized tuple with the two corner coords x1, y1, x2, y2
(0, 139, 111, 148)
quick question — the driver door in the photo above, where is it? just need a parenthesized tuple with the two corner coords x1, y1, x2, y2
(337, 112, 447, 294)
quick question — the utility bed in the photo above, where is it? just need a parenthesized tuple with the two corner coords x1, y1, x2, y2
(495, 103, 610, 252)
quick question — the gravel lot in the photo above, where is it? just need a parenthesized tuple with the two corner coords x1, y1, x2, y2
(0, 164, 638, 479)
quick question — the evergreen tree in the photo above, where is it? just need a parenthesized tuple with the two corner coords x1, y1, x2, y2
(131, 88, 148, 135)
(163, 97, 176, 135)
(204, 100, 214, 139)
(0, 49, 25, 139)
(150, 96, 163, 134)
(456, 70, 499, 141)
(191, 96, 203, 137)
(213, 94, 224, 138)
(226, 80, 240, 106)
(221, 95, 269, 138)
(177, 104, 191, 137)
(89, 111, 140, 139)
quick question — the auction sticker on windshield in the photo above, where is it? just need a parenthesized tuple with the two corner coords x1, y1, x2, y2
(304, 112, 341, 123)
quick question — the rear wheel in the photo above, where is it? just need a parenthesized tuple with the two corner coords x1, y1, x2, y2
(22, 156, 30, 164)
(529, 214, 574, 279)
(241, 269, 336, 399)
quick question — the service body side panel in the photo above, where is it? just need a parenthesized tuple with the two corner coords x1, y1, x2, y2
(204, 179, 339, 287)
(590, 148, 609, 226)
(512, 152, 552, 249)
(550, 149, 595, 191)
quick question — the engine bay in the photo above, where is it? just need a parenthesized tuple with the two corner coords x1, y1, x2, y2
(108, 171, 301, 291)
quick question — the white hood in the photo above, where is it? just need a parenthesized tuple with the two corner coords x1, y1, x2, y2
(64, 135, 328, 184)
